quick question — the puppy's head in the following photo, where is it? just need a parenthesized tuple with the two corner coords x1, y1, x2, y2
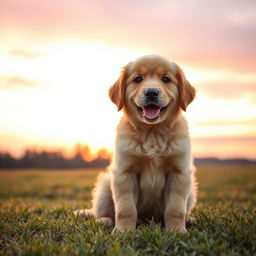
(109, 55, 195, 125)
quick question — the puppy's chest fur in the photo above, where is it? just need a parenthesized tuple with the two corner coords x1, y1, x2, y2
(136, 156, 167, 214)
(130, 129, 178, 214)
(133, 127, 176, 157)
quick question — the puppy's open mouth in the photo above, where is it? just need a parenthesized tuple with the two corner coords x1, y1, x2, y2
(137, 104, 167, 122)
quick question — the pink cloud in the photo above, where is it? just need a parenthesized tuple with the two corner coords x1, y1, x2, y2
(1, 0, 256, 71)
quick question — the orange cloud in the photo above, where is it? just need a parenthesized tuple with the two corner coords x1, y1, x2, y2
(8, 49, 42, 58)
(195, 119, 256, 127)
(197, 81, 256, 99)
(192, 136, 256, 159)
(0, 76, 37, 90)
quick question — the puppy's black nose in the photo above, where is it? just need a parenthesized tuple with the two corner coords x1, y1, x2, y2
(144, 88, 159, 100)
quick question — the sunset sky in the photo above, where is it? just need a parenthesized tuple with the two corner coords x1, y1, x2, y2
(1, 0, 256, 159)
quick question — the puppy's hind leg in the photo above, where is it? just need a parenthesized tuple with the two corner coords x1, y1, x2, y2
(93, 171, 115, 227)
(74, 171, 115, 227)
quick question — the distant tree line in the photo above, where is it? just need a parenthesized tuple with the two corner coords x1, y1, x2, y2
(0, 144, 110, 169)
(0, 144, 255, 169)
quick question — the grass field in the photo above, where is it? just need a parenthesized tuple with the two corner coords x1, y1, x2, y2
(0, 165, 256, 255)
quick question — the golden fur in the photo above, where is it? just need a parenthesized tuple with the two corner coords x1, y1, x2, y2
(75, 55, 197, 233)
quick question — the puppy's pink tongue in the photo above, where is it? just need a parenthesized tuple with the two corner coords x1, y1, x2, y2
(143, 105, 160, 119)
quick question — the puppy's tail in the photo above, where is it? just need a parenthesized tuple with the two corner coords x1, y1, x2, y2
(73, 208, 94, 217)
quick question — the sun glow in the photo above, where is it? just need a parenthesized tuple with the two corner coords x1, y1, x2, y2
(1, 40, 256, 159)
(0, 42, 148, 156)
(1, 0, 256, 160)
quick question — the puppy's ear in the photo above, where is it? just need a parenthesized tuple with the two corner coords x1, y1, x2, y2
(109, 64, 130, 111)
(176, 67, 196, 111)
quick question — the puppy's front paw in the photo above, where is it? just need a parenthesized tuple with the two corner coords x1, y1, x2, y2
(96, 217, 114, 227)
(165, 218, 187, 233)
(112, 224, 135, 233)
(165, 211, 187, 233)
(112, 226, 125, 234)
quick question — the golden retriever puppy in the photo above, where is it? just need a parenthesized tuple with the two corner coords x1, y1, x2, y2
(75, 55, 197, 233)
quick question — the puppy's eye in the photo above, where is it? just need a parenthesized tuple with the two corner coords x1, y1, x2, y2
(161, 76, 170, 83)
(134, 75, 143, 83)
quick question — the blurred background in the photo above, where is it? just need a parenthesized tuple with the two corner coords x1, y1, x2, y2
(1, 0, 256, 168)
